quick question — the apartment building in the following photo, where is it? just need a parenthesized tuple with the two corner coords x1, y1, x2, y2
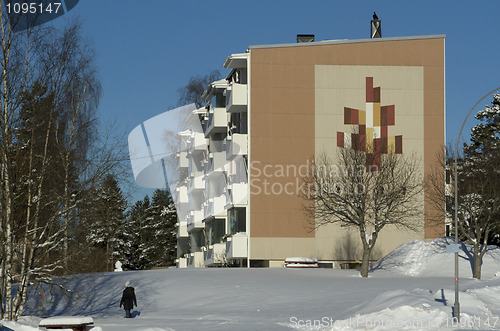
(174, 29, 445, 268)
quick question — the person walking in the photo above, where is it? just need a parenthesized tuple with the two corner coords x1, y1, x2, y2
(120, 281, 137, 318)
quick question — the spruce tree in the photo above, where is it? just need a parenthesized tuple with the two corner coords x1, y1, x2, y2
(85, 174, 127, 272)
(126, 195, 151, 269)
(466, 93, 500, 155)
(148, 189, 177, 267)
(124, 190, 177, 269)
(459, 93, 500, 279)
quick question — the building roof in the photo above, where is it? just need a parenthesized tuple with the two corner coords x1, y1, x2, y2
(223, 52, 248, 68)
(248, 34, 446, 50)
(202, 79, 228, 101)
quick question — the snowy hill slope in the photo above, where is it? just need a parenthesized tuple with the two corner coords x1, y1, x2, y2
(6, 238, 500, 330)
(370, 237, 500, 278)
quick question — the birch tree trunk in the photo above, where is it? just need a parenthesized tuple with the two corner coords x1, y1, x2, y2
(0, 12, 118, 320)
(0, 3, 14, 319)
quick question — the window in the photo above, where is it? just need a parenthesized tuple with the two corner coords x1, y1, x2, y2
(229, 207, 246, 234)
(215, 91, 225, 108)
(230, 112, 247, 134)
(205, 218, 226, 245)
(191, 231, 204, 252)
(211, 90, 225, 108)
(212, 219, 225, 244)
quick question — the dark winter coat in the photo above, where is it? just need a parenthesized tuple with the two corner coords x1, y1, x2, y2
(120, 287, 137, 310)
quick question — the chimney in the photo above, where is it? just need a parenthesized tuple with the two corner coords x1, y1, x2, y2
(371, 12, 381, 38)
(297, 34, 315, 43)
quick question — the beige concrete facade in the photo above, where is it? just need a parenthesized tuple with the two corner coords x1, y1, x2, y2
(248, 36, 445, 263)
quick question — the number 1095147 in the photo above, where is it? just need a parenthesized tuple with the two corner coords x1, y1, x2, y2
(6, 2, 62, 14)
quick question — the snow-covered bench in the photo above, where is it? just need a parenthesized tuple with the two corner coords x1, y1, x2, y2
(284, 257, 319, 268)
(39, 316, 94, 331)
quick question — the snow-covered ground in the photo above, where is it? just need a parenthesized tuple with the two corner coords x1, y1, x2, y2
(5, 238, 500, 330)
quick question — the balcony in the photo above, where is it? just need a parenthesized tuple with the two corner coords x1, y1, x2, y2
(228, 182, 247, 206)
(204, 243, 227, 266)
(174, 185, 188, 204)
(176, 257, 187, 268)
(204, 107, 227, 138)
(176, 151, 188, 169)
(187, 210, 204, 232)
(226, 134, 247, 160)
(176, 221, 188, 238)
(226, 233, 248, 259)
(188, 131, 207, 154)
(226, 83, 247, 113)
(223, 53, 248, 69)
(187, 251, 204, 268)
(206, 151, 227, 175)
(187, 171, 204, 193)
(204, 195, 227, 219)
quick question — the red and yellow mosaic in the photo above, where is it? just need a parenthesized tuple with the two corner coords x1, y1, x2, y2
(337, 77, 403, 169)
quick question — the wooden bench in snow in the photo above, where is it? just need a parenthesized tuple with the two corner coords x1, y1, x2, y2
(284, 257, 319, 268)
(39, 316, 94, 331)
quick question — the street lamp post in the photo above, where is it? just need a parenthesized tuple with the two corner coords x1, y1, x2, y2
(453, 87, 500, 322)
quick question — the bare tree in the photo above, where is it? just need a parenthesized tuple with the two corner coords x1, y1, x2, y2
(177, 70, 221, 108)
(430, 150, 500, 280)
(0, 8, 48, 320)
(301, 148, 424, 277)
(427, 95, 500, 279)
(0, 16, 128, 320)
(460, 94, 500, 279)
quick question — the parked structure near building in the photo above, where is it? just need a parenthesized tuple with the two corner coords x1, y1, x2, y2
(174, 25, 445, 268)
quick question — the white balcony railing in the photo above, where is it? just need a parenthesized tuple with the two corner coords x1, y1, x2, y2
(204, 243, 227, 266)
(206, 151, 227, 174)
(174, 185, 188, 204)
(188, 131, 207, 153)
(188, 251, 205, 268)
(226, 83, 247, 113)
(204, 195, 227, 218)
(192, 209, 204, 223)
(230, 182, 248, 206)
(226, 134, 247, 160)
(204, 107, 227, 137)
(226, 234, 248, 259)
(187, 210, 204, 231)
(176, 257, 187, 268)
(177, 221, 188, 238)
(176, 151, 189, 169)
(187, 171, 204, 192)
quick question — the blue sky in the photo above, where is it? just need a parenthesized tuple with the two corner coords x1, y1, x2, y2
(57, 0, 500, 200)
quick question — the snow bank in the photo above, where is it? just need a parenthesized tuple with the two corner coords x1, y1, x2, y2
(328, 305, 497, 331)
(330, 306, 451, 330)
(0, 320, 41, 331)
(13, 238, 500, 330)
(370, 237, 500, 278)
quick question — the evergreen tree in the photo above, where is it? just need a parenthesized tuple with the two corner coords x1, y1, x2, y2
(125, 196, 151, 269)
(466, 93, 500, 155)
(148, 189, 177, 267)
(457, 93, 500, 279)
(84, 174, 127, 272)
(124, 190, 177, 269)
